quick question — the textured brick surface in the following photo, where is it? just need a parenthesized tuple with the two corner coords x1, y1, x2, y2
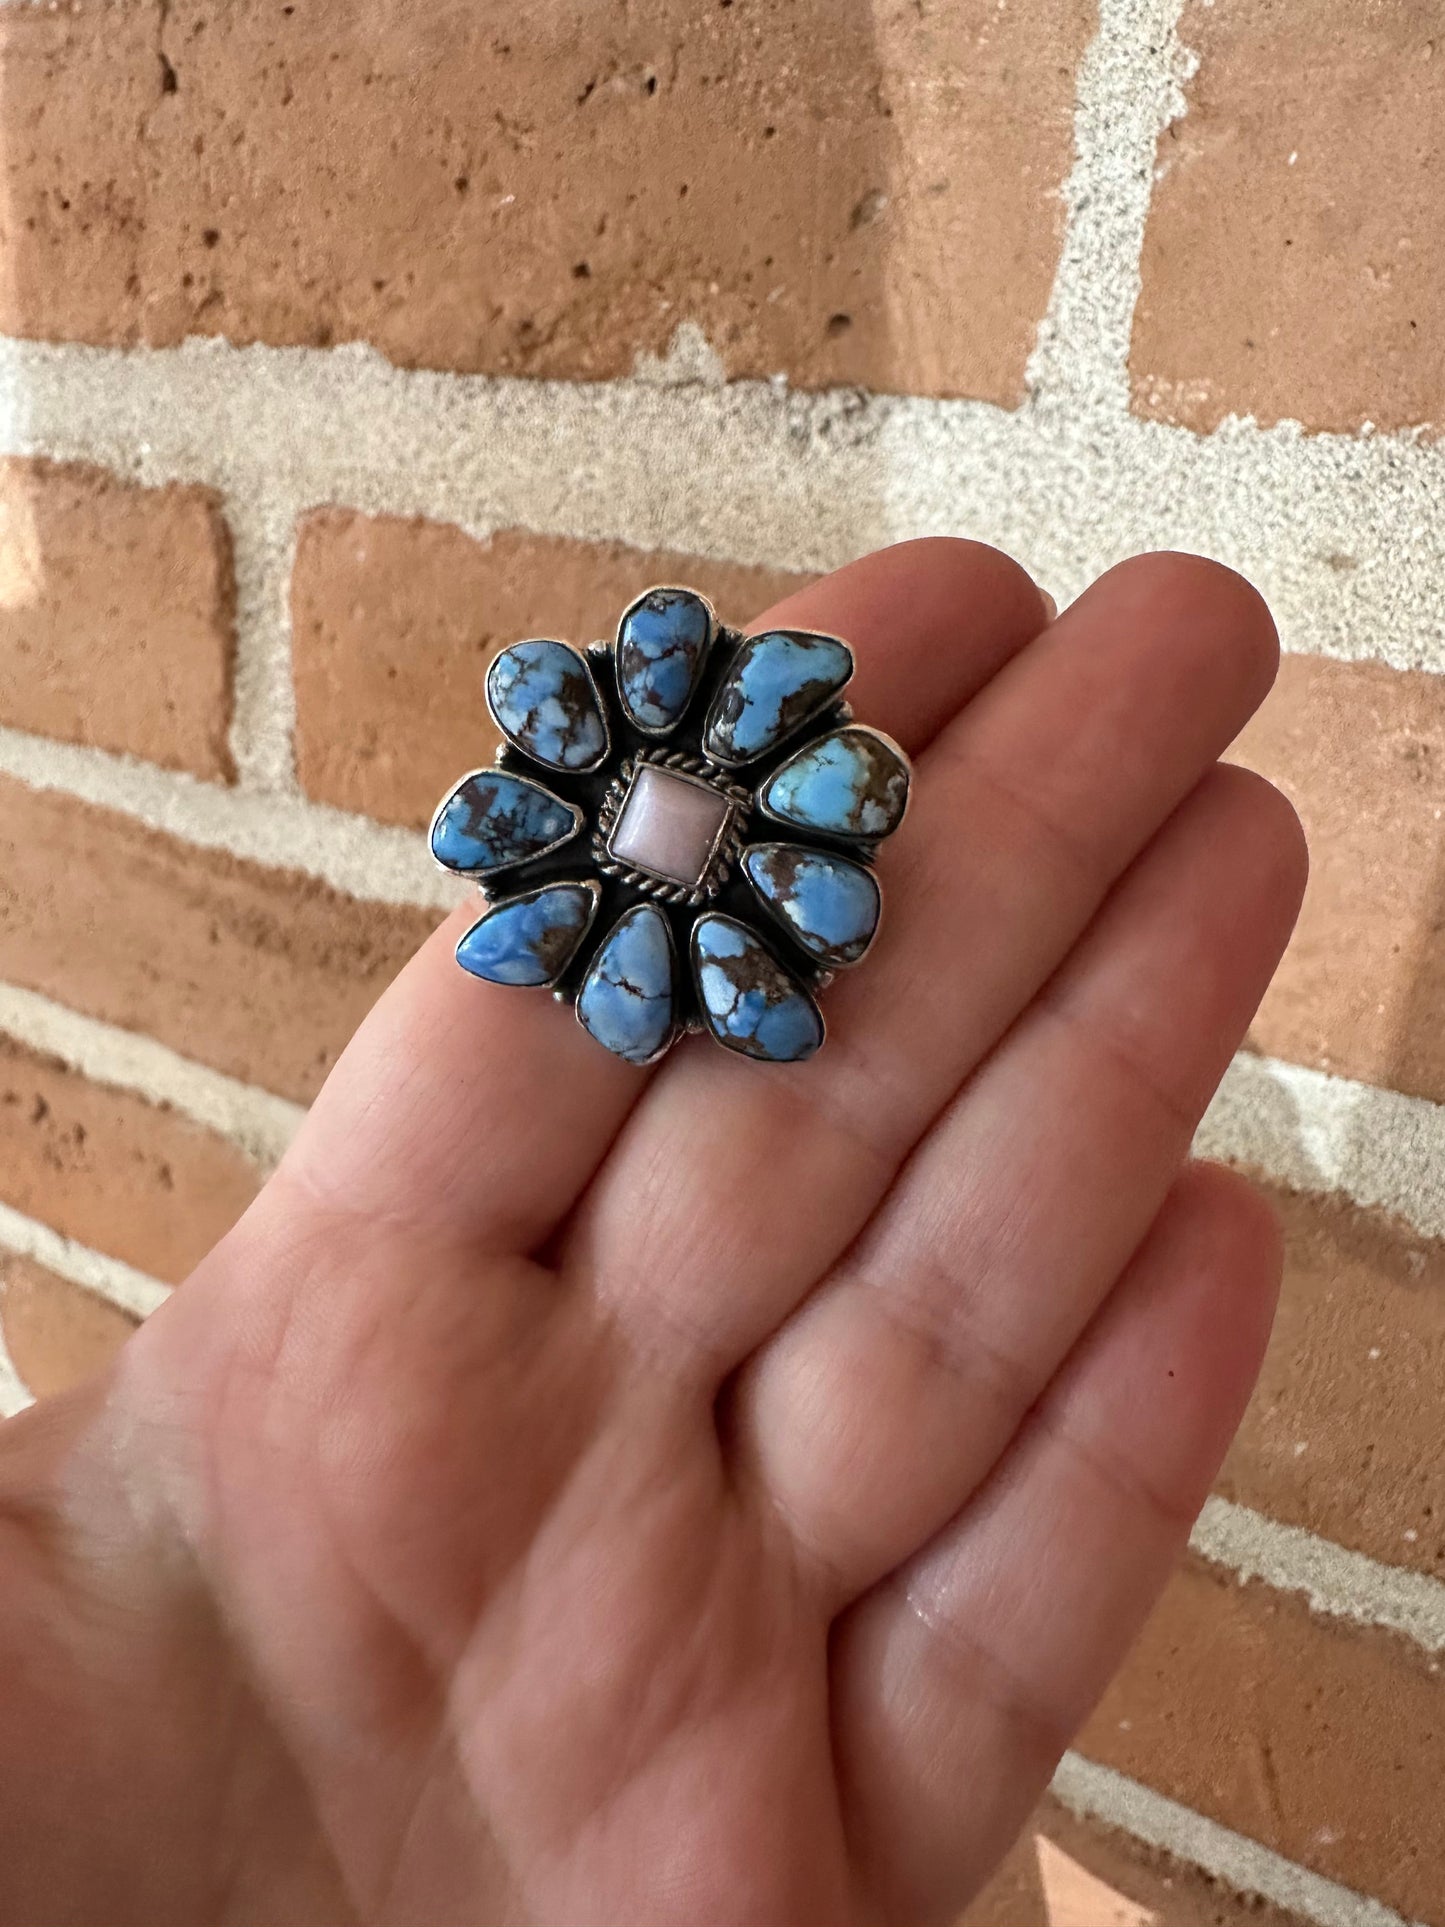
(0, 1034, 261, 1286)
(1229, 653, 1445, 1103)
(1221, 1184, 1445, 1581)
(0, 0, 1091, 402)
(1133, 1, 1445, 432)
(0, 775, 437, 1104)
(964, 1794, 1307, 1927)
(0, 458, 234, 779)
(1, 1251, 136, 1401)
(293, 515, 814, 826)
(0, 3, 159, 347)
(1080, 1561, 1445, 1925)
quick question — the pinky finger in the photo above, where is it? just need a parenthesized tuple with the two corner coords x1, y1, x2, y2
(830, 1161, 1282, 1927)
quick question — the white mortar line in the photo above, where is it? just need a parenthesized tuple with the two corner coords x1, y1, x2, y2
(1052, 1753, 1423, 1927)
(1025, 0, 1192, 414)
(223, 498, 301, 794)
(0, 982, 302, 1169)
(1197, 1051, 1445, 1244)
(0, 1204, 170, 1320)
(0, 722, 465, 912)
(0, 334, 1443, 672)
(0, 1326, 32, 1419)
(1192, 1497, 1445, 1658)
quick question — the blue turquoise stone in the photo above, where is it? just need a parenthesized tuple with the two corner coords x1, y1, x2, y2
(704, 629, 853, 766)
(616, 588, 713, 732)
(691, 914, 823, 1063)
(761, 727, 909, 840)
(430, 771, 579, 876)
(743, 844, 880, 967)
(456, 883, 598, 988)
(577, 904, 676, 1064)
(486, 640, 608, 770)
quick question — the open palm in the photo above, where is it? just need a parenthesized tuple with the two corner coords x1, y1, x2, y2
(0, 541, 1304, 1927)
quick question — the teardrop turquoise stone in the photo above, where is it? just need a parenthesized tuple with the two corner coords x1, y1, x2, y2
(704, 629, 853, 766)
(761, 728, 909, 840)
(743, 844, 880, 966)
(430, 771, 579, 876)
(456, 884, 598, 988)
(577, 904, 676, 1064)
(487, 640, 608, 770)
(691, 914, 823, 1063)
(616, 588, 713, 732)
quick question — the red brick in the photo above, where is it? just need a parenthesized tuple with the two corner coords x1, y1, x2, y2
(0, 459, 234, 780)
(1220, 1184, 1445, 1582)
(1229, 653, 1445, 1104)
(0, 3, 157, 347)
(0, 774, 437, 1105)
(1, 1251, 136, 1401)
(1133, 2, 1445, 432)
(292, 515, 815, 827)
(964, 1794, 1308, 1927)
(0, 1034, 261, 1286)
(1080, 1560, 1445, 1924)
(0, 0, 1091, 402)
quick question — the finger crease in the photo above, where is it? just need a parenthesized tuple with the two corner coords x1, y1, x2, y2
(894, 1574, 1076, 1764)
(1041, 995, 1203, 1143)
(858, 1254, 1041, 1425)
(1029, 1400, 1204, 1535)
(768, 1060, 912, 1188)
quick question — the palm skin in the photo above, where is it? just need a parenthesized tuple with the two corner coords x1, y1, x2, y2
(0, 541, 1305, 1927)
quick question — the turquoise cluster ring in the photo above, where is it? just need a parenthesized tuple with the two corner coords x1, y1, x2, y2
(429, 587, 912, 1065)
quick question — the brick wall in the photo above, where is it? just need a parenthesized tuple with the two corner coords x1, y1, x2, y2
(0, 3, 1441, 1922)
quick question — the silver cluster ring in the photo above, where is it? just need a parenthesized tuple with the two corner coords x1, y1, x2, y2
(427, 586, 912, 1066)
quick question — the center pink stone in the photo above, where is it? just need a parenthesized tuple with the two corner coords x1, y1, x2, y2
(607, 764, 733, 887)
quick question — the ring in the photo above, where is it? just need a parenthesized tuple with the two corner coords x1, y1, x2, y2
(429, 587, 911, 1065)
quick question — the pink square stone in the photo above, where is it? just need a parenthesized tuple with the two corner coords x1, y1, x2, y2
(607, 764, 733, 887)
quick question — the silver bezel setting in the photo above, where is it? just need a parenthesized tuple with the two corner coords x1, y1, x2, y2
(700, 627, 856, 771)
(614, 584, 720, 740)
(593, 748, 752, 907)
(484, 637, 612, 774)
(457, 878, 603, 991)
(428, 766, 584, 880)
(432, 582, 914, 1066)
(688, 911, 827, 1060)
(573, 902, 682, 1065)
(740, 840, 883, 970)
(754, 723, 913, 839)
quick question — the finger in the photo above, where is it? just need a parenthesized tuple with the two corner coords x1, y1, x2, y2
(277, 539, 1048, 1253)
(574, 555, 1278, 1366)
(740, 764, 1304, 1599)
(750, 537, 1050, 748)
(273, 899, 642, 1251)
(830, 1161, 1281, 1925)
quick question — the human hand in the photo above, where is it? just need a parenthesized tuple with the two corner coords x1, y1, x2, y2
(0, 540, 1305, 1926)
